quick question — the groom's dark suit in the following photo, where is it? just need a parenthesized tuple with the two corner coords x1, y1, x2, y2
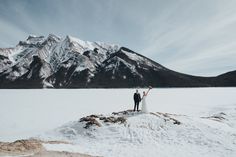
(133, 92, 141, 111)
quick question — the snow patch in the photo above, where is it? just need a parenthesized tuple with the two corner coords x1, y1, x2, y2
(121, 49, 163, 70)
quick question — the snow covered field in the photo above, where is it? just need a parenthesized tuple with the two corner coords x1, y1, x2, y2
(0, 88, 236, 157)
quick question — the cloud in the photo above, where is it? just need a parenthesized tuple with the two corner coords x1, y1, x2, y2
(0, 19, 27, 47)
(140, 0, 236, 76)
(0, 0, 236, 76)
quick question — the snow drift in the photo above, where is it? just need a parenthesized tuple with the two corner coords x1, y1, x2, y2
(41, 109, 236, 157)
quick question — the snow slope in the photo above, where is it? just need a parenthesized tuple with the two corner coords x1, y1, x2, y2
(0, 88, 236, 157)
(0, 34, 121, 88)
(42, 109, 236, 157)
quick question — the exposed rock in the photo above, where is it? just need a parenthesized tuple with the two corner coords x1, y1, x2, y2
(0, 139, 43, 156)
(100, 116, 126, 124)
(0, 139, 94, 157)
(80, 116, 101, 129)
(112, 110, 133, 115)
(80, 113, 127, 129)
(201, 112, 227, 122)
(29, 150, 94, 157)
(85, 119, 101, 129)
(151, 112, 181, 125)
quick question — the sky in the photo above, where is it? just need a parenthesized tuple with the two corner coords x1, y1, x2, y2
(0, 0, 236, 76)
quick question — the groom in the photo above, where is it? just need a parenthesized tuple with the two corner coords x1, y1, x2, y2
(133, 89, 141, 112)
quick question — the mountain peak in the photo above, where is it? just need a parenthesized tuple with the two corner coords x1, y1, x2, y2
(65, 35, 92, 46)
(46, 34, 61, 42)
(18, 35, 45, 46)
(63, 35, 100, 53)
(26, 34, 44, 40)
(65, 35, 82, 42)
(0, 34, 235, 88)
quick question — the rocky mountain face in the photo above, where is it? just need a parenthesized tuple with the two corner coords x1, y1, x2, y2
(0, 34, 235, 88)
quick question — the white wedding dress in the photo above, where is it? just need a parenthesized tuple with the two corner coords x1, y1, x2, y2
(141, 95, 148, 113)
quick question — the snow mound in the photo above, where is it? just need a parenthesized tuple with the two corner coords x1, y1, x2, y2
(52, 110, 180, 141)
(41, 109, 236, 157)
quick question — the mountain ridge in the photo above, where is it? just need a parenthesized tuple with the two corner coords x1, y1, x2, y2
(0, 34, 235, 88)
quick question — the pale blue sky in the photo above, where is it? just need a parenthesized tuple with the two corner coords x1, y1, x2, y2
(0, 0, 236, 76)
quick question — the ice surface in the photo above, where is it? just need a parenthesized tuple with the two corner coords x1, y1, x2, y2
(0, 88, 236, 157)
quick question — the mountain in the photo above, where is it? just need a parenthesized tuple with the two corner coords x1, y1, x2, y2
(0, 34, 235, 88)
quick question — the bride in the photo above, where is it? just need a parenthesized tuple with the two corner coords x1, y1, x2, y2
(141, 86, 152, 113)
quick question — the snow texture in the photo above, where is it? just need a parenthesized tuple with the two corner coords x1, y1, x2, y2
(0, 34, 120, 83)
(0, 88, 236, 157)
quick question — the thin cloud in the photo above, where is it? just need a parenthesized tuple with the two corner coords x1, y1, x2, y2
(0, 0, 236, 76)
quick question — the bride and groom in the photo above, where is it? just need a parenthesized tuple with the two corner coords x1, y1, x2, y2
(133, 87, 152, 113)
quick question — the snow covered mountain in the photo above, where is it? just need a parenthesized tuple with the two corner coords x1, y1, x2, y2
(0, 34, 235, 88)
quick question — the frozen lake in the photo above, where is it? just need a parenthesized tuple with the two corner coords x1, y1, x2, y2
(0, 88, 236, 142)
